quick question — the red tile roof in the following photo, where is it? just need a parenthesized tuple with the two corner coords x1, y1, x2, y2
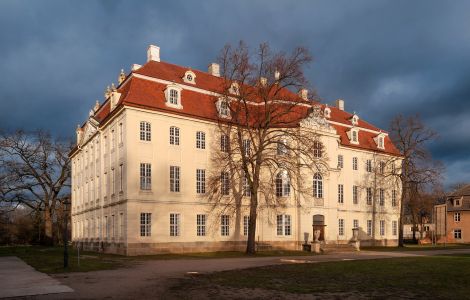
(76, 60, 401, 157)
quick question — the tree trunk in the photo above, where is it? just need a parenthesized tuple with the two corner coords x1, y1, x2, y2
(246, 193, 258, 254)
(43, 206, 54, 246)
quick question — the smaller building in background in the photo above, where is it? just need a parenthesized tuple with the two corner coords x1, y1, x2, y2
(435, 184, 470, 243)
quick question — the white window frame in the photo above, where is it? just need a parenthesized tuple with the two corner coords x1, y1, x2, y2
(338, 184, 344, 204)
(276, 214, 291, 236)
(366, 187, 373, 205)
(337, 155, 343, 169)
(392, 220, 398, 236)
(220, 172, 230, 195)
(221, 215, 230, 236)
(243, 172, 251, 197)
(197, 214, 206, 236)
(165, 85, 183, 109)
(140, 163, 151, 190)
(366, 160, 373, 173)
(140, 121, 151, 141)
(140, 213, 151, 237)
(220, 134, 229, 152)
(196, 169, 206, 194)
(169, 126, 180, 145)
(338, 219, 344, 236)
(353, 185, 358, 204)
(392, 190, 397, 207)
(170, 213, 180, 236)
(276, 171, 290, 197)
(367, 220, 372, 236)
(379, 189, 384, 206)
(352, 157, 358, 170)
(170, 166, 180, 192)
(353, 219, 359, 229)
(313, 141, 323, 158)
(243, 215, 250, 236)
(313, 173, 323, 198)
(216, 98, 231, 118)
(454, 229, 462, 239)
(380, 220, 385, 236)
(196, 131, 206, 149)
(455, 212, 461, 222)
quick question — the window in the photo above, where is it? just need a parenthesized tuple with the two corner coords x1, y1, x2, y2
(367, 220, 372, 236)
(277, 140, 288, 156)
(351, 130, 358, 143)
(338, 219, 344, 236)
(392, 220, 398, 236)
(313, 173, 323, 198)
(169, 89, 179, 105)
(337, 155, 343, 169)
(140, 213, 151, 237)
(111, 130, 115, 150)
(140, 121, 151, 141)
(353, 219, 359, 229)
(313, 141, 323, 158)
(112, 214, 116, 238)
(169, 126, 180, 145)
(379, 189, 384, 206)
(197, 214, 206, 236)
(119, 123, 123, 144)
(221, 172, 230, 195)
(276, 215, 291, 236)
(220, 135, 229, 152)
(276, 171, 290, 197)
(379, 161, 385, 174)
(243, 215, 250, 236)
(243, 173, 251, 197)
(455, 199, 461, 206)
(196, 169, 205, 194)
(170, 213, 180, 236)
(338, 184, 344, 204)
(243, 139, 251, 156)
(454, 229, 462, 239)
(378, 136, 384, 149)
(380, 220, 385, 236)
(352, 157, 358, 170)
(140, 163, 151, 190)
(366, 187, 373, 205)
(455, 212, 461, 222)
(392, 190, 397, 207)
(353, 186, 358, 204)
(221, 215, 230, 236)
(196, 131, 206, 149)
(219, 99, 230, 117)
(119, 213, 124, 238)
(111, 168, 115, 195)
(119, 164, 123, 192)
(366, 160, 372, 172)
(170, 166, 180, 192)
(105, 216, 110, 238)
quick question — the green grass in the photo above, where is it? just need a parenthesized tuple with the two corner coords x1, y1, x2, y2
(178, 254, 470, 299)
(363, 243, 470, 252)
(0, 246, 132, 273)
(0, 246, 318, 273)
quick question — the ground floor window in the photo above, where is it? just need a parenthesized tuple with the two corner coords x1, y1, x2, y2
(392, 220, 398, 236)
(367, 220, 372, 236)
(353, 219, 359, 229)
(454, 229, 462, 239)
(338, 219, 344, 236)
(244, 215, 250, 236)
(277, 214, 291, 236)
(140, 213, 151, 237)
(170, 213, 180, 236)
(197, 214, 206, 236)
(221, 215, 230, 236)
(380, 220, 385, 236)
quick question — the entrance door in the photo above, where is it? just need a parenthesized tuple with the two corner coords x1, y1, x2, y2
(313, 214, 325, 241)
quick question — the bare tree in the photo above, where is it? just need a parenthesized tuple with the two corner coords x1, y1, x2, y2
(0, 130, 72, 245)
(204, 42, 328, 254)
(389, 114, 443, 247)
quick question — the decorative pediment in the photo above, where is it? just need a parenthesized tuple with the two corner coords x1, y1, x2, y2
(300, 104, 336, 133)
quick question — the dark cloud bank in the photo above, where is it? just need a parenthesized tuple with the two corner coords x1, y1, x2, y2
(0, 0, 469, 187)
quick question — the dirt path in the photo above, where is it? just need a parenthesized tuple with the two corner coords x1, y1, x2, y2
(26, 248, 470, 299)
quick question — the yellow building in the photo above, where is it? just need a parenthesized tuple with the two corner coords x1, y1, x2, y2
(70, 45, 402, 255)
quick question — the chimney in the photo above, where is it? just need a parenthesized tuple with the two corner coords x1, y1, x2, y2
(208, 63, 220, 77)
(299, 88, 308, 100)
(335, 99, 345, 111)
(260, 77, 267, 86)
(147, 45, 160, 62)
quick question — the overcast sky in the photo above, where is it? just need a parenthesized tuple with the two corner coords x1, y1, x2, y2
(0, 0, 469, 187)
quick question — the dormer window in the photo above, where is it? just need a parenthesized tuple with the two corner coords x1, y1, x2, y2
(374, 132, 386, 150)
(351, 114, 359, 126)
(216, 97, 231, 118)
(165, 85, 183, 109)
(183, 70, 196, 84)
(348, 128, 359, 144)
(455, 197, 462, 207)
(324, 106, 331, 118)
(229, 82, 240, 95)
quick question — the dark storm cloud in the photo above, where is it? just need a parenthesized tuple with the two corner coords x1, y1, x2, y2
(0, 0, 469, 186)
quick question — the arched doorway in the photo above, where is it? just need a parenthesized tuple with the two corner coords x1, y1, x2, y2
(312, 214, 326, 241)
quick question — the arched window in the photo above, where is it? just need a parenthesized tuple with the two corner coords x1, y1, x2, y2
(313, 173, 323, 198)
(276, 171, 290, 197)
(313, 141, 323, 158)
(169, 126, 180, 145)
(277, 139, 288, 155)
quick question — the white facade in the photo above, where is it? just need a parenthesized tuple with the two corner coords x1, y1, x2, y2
(71, 46, 402, 255)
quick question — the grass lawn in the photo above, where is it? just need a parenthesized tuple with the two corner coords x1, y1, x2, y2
(174, 254, 470, 299)
(362, 243, 470, 252)
(0, 245, 317, 273)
